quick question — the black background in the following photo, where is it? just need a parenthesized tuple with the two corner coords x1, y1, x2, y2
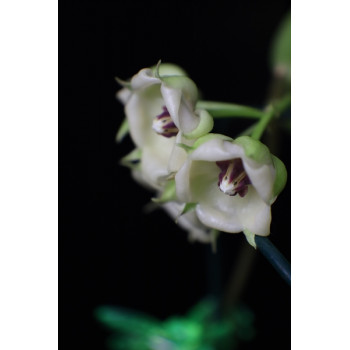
(60, 1, 291, 349)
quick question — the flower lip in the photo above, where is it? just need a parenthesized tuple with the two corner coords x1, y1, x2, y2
(216, 158, 251, 197)
(152, 106, 179, 138)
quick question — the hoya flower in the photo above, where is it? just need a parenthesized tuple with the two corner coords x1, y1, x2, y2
(175, 135, 287, 237)
(117, 63, 213, 190)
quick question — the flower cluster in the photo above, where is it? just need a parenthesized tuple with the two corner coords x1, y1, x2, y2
(116, 63, 287, 247)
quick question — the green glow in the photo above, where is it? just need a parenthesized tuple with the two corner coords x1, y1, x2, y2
(96, 299, 255, 350)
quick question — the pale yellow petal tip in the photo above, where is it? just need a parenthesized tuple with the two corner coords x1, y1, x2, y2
(243, 230, 257, 249)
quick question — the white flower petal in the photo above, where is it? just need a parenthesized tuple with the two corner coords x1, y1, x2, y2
(175, 158, 193, 203)
(177, 100, 199, 133)
(161, 84, 199, 134)
(130, 68, 160, 90)
(190, 138, 245, 162)
(116, 88, 132, 105)
(125, 86, 163, 148)
(141, 140, 175, 190)
(168, 132, 194, 174)
(161, 84, 182, 126)
(196, 203, 243, 233)
(243, 158, 275, 204)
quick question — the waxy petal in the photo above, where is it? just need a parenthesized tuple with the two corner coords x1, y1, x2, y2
(175, 135, 277, 236)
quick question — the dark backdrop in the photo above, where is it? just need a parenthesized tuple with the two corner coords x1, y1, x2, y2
(60, 1, 291, 349)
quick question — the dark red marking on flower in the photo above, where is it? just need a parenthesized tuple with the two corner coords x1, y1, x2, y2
(216, 158, 251, 197)
(152, 106, 179, 138)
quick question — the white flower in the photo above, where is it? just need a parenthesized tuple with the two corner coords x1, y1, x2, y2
(117, 63, 213, 190)
(175, 135, 286, 236)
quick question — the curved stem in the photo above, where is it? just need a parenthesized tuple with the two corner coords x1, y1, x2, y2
(251, 94, 291, 140)
(251, 108, 274, 140)
(255, 235, 291, 286)
(196, 101, 264, 119)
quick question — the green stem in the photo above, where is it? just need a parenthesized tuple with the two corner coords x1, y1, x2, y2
(196, 101, 264, 119)
(251, 94, 291, 140)
(251, 108, 275, 140)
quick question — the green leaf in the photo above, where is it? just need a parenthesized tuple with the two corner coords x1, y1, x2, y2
(95, 306, 160, 334)
(196, 101, 264, 119)
(116, 118, 129, 143)
(271, 155, 287, 198)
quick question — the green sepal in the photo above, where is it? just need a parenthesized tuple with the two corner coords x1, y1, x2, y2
(115, 76, 132, 89)
(192, 133, 233, 151)
(271, 155, 287, 198)
(161, 75, 198, 106)
(180, 202, 197, 215)
(243, 230, 257, 249)
(196, 100, 264, 119)
(176, 143, 194, 153)
(116, 118, 129, 143)
(183, 109, 214, 139)
(151, 179, 177, 204)
(152, 61, 188, 78)
(235, 136, 272, 165)
(120, 148, 142, 169)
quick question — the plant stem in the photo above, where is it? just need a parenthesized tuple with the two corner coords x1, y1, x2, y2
(196, 101, 264, 119)
(251, 94, 291, 140)
(255, 235, 291, 286)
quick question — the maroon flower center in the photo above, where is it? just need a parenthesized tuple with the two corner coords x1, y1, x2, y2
(152, 106, 179, 138)
(216, 158, 251, 197)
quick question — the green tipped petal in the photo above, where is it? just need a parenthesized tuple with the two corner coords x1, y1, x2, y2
(271, 155, 287, 198)
(152, 180, 177, 204)
(161, 76, 198, 106)
(192, 133, 233, 150)
(115, 76, 132, 89)
(183, 109, 214, 139)
(243, 230, 257, 249)
(235, 136, 272, 165)
(151, 62, 188, 78)
(116, 118, 129, 143)
(176, 143, 194, 153)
